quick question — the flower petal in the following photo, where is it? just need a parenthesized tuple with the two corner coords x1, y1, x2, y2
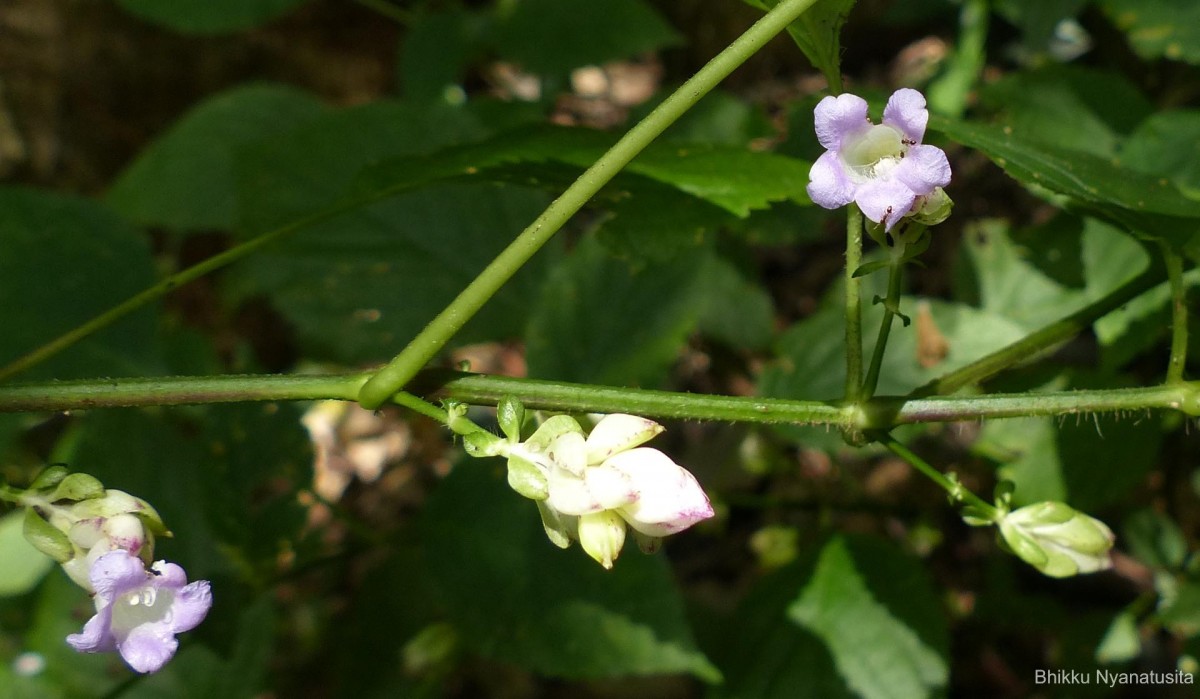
(150, 560, 188, 589)
(546, 431, 587, 477)
(882, 88, 929, 143)
(546, 467, 602, 516)
(606, 448, 714, 537)
(170, 581, 213, 634)
(893, 144, 951, 197)
(814, 93, 870, 151)
(854, 179, 917, 230)
(89, 550, 150, 602)
(118, 624, 178, 674)
(584, 414, 663, 465)
(584, 464, 638, 510)
(806, 151, 856, 210)
(67, 607, 117, 653)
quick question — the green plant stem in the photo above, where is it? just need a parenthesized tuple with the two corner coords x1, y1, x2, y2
(0, 198, 386, 384)
(1164, 243, 1189, 384)
(353, 0, 410, 23)
(861, 256, 905, 399)
(355, 0, 823, 410)
(913, 263, 1164, 397)
(3, 371, 1194, 429)
(844, 208, 864, 402)
(872, 430, 997, 517)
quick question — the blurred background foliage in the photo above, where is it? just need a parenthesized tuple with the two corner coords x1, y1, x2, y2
(2, 0, 1200, 696)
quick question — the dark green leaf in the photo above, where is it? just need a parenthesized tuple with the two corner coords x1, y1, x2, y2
(398, 8, 490, 100)
(993, 0, 1089, 59)
(1120, 109, 1200, 197)
(1098, 0, 1200, 64)
(696, 254, 776, 350)
(116, 0, 311, 34)
(787, 537, 948, 699)
(493, 0, 681, 75)
(932, 116, 1200, 249)
(525, 236, 713, 386)
(1159, 580, 1200, 637)
(746, 0, 856, 91)
(107, 84, 327, 231)
(977, 66, 1152, 157)
(1123, 508, 1187, 570)
(229, 182, 554, 365)
(421, 461, 719, 681)
(0, 188, 164, 381)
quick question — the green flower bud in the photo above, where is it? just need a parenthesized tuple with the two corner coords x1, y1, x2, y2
(577, 510, 627, 570)
(997, 502, 1115, 578)
(909, 187, 952, 226)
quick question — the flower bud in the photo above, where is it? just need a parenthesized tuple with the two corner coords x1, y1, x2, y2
(997, 502, 1115, 578)
(908, 187, 952, 226)
(578, 510, 627, 570)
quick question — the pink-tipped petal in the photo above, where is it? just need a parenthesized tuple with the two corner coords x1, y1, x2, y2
(855, 179, 917, 230)
(893, 144, 951, 196)
(883, 88, 929, 143)
(814, 94, 870, 150)
(605, 449, 714, 537)
(806, 151, 856, 210)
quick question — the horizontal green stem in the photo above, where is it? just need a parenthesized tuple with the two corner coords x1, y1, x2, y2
(0, 371, 1195, 429)
(354, 0, 822, 410)
(914, 263, 1163, 397)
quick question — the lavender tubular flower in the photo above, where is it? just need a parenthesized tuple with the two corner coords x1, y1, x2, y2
(67, 550, 212, 674)
(806, 88, 951, 231)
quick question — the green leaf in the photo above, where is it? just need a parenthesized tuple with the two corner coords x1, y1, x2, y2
(493, 0, 681, 75)
(710, 535, 955, 698)
(525, 236, 713, 386)
(973, 380, 1162, 511)
(1159, 580, 1200, 637)
(993, 0, 1089, 59)
(0, 511, 54, 597)
(1120, 109, 1200, 199)
(229, 182, 555, 365)
(235, 100, 493, 237)
(1095, 609, 1141, 664)
(761, 277, 1028, 403)
(709, 557, 852, 699)
(696, 253, 776, 351)
(107, 84, 328, 231)
(116, 0, 311, 34)
(931, 116, 1200, 249)
(746, 0, 856, 90)
(1123, 508, 1187, 570)
(421, 461, 719, 681)
(0, 188, 164, 381)
(977, 66, 1152, 157)
(398, 8, 490, 101)
(1098, 0, 1200, 64)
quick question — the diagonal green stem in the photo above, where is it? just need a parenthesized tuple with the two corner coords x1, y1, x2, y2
(871, 430, 997, 518)
(1164, 243, 1189, 384)
(844, 208, 864, 402)
(912, 262, 1164, 397)
(861, 257, 905, 399)
(0, 196, 392, 384)
(354, 0, 823, 409)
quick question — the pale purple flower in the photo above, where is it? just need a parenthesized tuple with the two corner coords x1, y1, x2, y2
(66, 550, 212, 674)
(806, 88, 951, 230)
